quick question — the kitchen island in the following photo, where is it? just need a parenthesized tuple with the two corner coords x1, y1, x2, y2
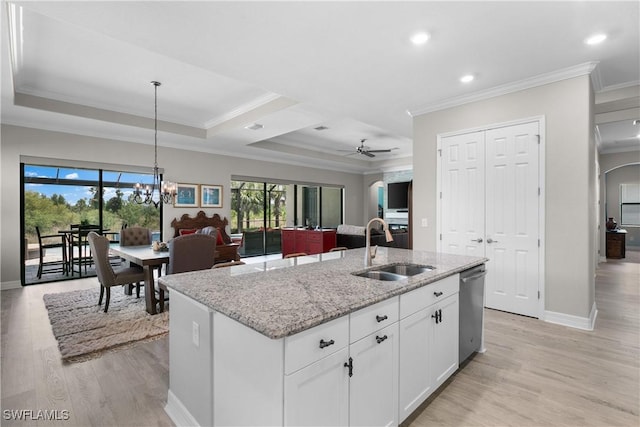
(159, 247, 486, 427)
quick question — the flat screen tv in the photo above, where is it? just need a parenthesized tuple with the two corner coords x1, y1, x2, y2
(387, 181, 410, 210)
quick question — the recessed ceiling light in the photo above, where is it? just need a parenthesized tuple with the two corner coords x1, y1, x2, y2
(410, 32, 430, 45)
(585, 33, 607, 45)
(460, 74, 474, 83)
(245, 123, 263, 131)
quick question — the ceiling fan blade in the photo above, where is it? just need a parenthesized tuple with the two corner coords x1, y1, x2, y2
(366, 149, 392, 153)
(362, 151, 375, 158)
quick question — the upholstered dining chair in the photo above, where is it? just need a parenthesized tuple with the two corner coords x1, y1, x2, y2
(87, 232, 145, 313)
(167, 234, 217, 275)
(35, 226, 67, 279)
(120, 226, 152, 247)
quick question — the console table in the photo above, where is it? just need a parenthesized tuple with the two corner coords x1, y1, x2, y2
(282, 228, 336, 256)
(606, 230, 626, 259)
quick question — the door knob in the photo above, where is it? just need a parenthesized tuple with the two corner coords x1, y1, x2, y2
(470, 238, 483, 243)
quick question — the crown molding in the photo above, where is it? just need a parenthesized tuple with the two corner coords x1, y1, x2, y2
(409, 62, 600, 117)
(203, 92, 283, 129)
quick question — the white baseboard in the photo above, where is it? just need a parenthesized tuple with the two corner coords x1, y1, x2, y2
(1, 281, 21, 291)
(544, 302, 598, 331)
(165, 389, 201, 427)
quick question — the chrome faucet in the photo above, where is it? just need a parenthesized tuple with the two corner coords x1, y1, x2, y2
(364, 217, 393, 267)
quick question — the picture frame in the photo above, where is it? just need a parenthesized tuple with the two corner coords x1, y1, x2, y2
(200, 184, 223, 208)
(174, 183, 199, 208)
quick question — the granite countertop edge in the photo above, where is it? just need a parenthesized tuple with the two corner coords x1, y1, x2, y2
(160, 248, 487, 340)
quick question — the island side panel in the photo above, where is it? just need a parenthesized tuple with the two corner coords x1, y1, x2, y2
(167, 291, 214, 427)
(213, 311, 285, 426)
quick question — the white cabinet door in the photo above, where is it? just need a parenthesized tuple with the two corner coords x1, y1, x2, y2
(398, 308, 432, 422)
(349, 323, 399, 427)
(430, 293, 459, 388)
(284, 347, 349, 427)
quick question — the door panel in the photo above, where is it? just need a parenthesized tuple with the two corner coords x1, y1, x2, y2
(440, 131, 485, 256)
(440, 121, 540, 318)
(485, 122, 539, 317)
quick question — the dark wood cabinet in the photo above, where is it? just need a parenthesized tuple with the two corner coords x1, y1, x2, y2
(281, 228, 336, 256)
(606, 231, 626, 259)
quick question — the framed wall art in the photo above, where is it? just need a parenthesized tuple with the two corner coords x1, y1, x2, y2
(200, 184, 223, 208)
(174, 183, 199, 208)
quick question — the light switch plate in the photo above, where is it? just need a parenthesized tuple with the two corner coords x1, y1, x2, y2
(421, 218, 428, 227)
(192, 321, 200, 347)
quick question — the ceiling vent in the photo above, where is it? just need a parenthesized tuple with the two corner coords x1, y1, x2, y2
(314, 126, 329, 131)
(245, 123, 264, 131)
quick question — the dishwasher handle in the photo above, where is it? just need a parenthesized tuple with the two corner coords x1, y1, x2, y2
(461, 270, 487, 283)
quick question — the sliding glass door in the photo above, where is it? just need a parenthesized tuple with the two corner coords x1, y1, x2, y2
(230, 181, 288, 257)
(22, 163, 161, 285)
(231, 179, 343, 257)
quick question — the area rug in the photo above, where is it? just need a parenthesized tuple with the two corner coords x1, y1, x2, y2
(43, 287, 169, 363)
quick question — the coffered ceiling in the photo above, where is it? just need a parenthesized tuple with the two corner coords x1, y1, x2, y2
(1, 1, 639, 173)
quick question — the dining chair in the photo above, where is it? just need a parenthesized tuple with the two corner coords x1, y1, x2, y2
(87, 232, 146, 313)
(120, 227, 152, 247)
(284, 252, 308, 259)
(35, 226, 67, 279)
(167, 234, 217, 275)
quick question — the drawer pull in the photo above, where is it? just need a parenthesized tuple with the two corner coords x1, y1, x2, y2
(319, 339, 335, 349)
(375, 314, 388, 323)
(376, 335, 388, 344)
(434, 291, 443, 297)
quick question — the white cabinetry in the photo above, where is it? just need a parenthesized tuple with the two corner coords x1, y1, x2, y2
(398, 274, 460, 422)
(285, 297, 399, 427)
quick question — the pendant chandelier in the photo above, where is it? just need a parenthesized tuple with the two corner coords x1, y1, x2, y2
(133, 81, 176, 208)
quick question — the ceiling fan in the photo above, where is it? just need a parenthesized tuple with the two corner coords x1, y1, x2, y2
(341, 139, 396, 158)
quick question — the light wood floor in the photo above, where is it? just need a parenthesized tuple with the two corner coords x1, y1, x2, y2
(1, 260, 638, 426)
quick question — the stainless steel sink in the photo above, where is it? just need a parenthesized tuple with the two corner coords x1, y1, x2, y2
(354, 270, 407, 281)
(353, 263, 435, 281)
(375, 263, 434, 277)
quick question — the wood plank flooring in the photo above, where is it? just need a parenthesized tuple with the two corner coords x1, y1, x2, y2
(1, 260, 638, 426)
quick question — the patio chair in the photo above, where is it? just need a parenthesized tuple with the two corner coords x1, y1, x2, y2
(87, 232, 145, 313)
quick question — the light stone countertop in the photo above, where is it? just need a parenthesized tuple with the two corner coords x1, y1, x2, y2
(158, 247, 487, 339)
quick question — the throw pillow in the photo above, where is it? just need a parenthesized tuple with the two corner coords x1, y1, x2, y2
(179, 228, 197, 236)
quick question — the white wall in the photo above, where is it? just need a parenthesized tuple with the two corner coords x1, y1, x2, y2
(412, 75, 595, 319)
(603, 163, 640, 248)
(1, 124, 365, 287)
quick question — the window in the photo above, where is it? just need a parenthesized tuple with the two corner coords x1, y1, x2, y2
(620, 183, 640, 226)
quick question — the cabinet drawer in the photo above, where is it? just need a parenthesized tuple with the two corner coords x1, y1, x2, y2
(307, 232, 322, 242)
(400, 274, 459, 319)
(350, 297, 399, 343)
(285, 316, 349, 374)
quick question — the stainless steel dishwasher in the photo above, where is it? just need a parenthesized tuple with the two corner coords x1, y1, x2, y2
(459, 264, 487, 363)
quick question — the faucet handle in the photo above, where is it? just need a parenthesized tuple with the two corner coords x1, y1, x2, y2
(370, 245, 378, 259)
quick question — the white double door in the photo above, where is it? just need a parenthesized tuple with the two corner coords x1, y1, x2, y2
(440, 121, 540, 318)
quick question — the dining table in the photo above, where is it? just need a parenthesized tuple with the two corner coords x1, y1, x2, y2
(109, 243, 169, 315)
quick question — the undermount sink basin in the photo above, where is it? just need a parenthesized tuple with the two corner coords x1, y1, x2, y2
(353, 263, 435, 281)
(375, 263, 435, 277)
(354, 270, 407, 281)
